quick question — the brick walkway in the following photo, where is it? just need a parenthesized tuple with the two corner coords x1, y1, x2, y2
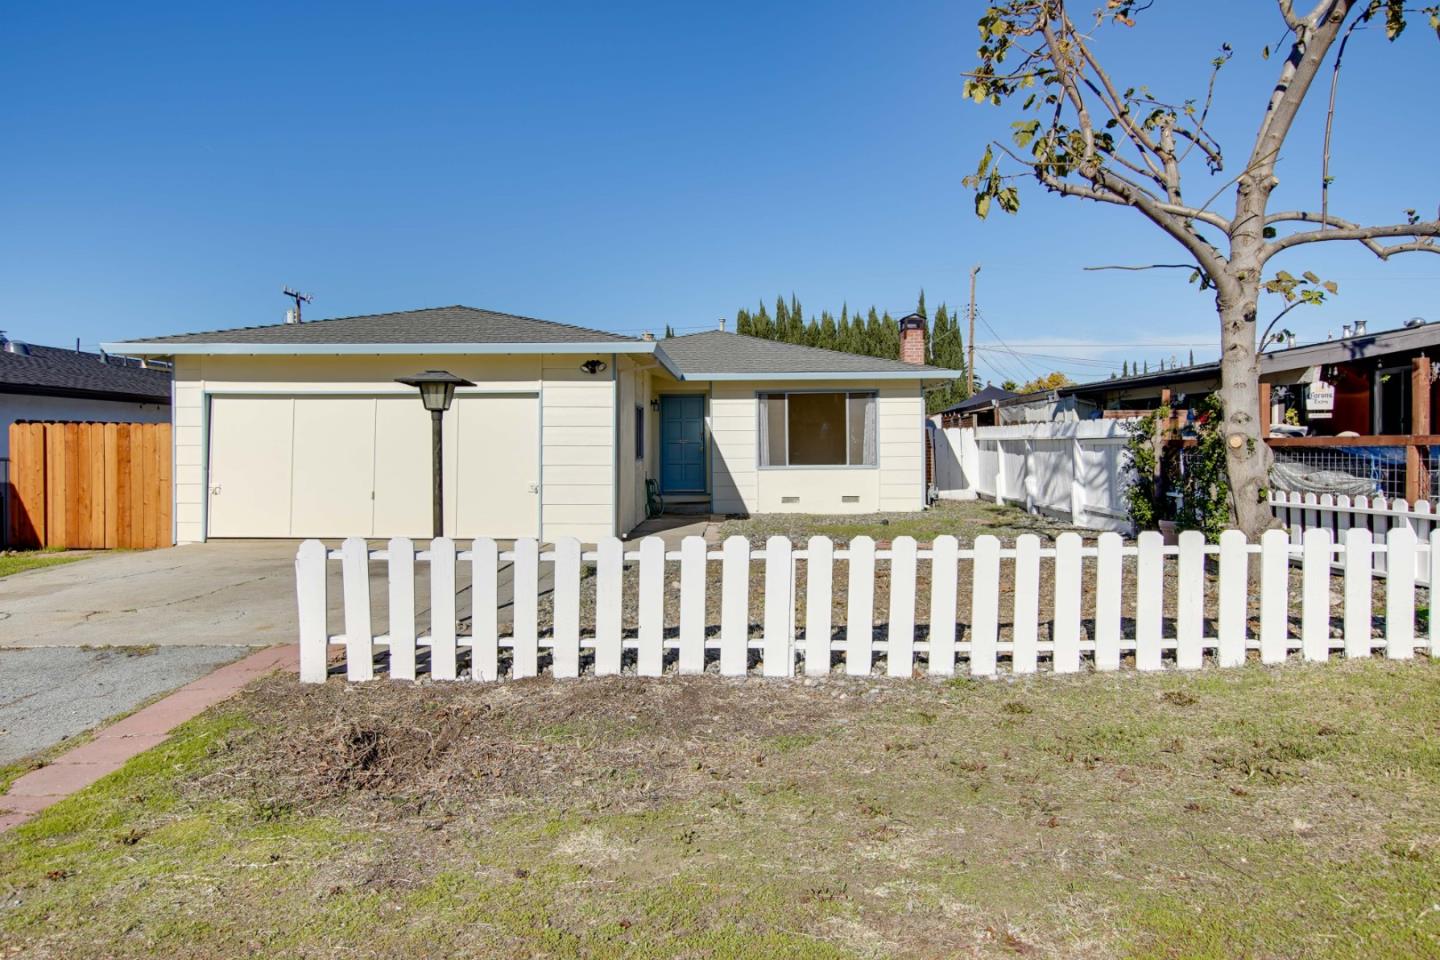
(0, 644, 297, 833)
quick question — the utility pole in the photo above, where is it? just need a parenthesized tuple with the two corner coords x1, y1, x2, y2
(967, 265, 981, 396)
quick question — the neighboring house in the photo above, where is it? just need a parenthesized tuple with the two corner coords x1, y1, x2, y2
(936, 384, 1018, 428)
(106, 306, 961, 544)
(0, 333, 171, 462)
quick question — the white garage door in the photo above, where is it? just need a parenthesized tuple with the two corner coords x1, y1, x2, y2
(206, 394, 539, 539)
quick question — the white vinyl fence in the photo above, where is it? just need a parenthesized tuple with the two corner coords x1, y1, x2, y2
(1270, 490, 1434, 583)
(297, 528, 1438, 683)
(933, 421, 1132, 532)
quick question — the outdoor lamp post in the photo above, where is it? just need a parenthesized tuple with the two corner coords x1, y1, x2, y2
(395, 370, 475, 539)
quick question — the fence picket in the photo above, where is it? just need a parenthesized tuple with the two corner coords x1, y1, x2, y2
(637, 537, 665, 677)
(341, 537, 373, 682)
(928, 535, 959, 676)
(296, 540, 329, 683)
(1134, 531, 1163, 671)
(886, 537, 917, 677)
(720, 536, 750, 676)
(1372, 497, 1390, 576)
(1303, 493, 1320, 539)
(1175, 531, 1205, 670)
(1094, 532, 1122, 671)
(552, 538, 582, 678)
(1342, 527, 1373, 659)
(970, 536, 1000, 677)
(1287, 491, 1303, 545)
(1335, 494, 1353, 547)
(1318, 493, 1335, 541)
(1052, 532, 1081, 674)
(1385, 526, 1416, 660)
(1217, 530, 1247, 667)
(1301, 527, 1333, 662)
(429, 538, 457, 680)
(1012, 535, 1040, 674)
(805, 536, 834, 677)
(1260, 529, 1291, 664)
(594, 538, 624, 676)
(472, 538, 500, 682)
(762, 536, 795, 677)
(387, 538, 417, 681)
(846, 536, 876, 676)
(1430, 528, 1440, 657)
(679, 536, 708, 674)
(512, 538, 539, 678)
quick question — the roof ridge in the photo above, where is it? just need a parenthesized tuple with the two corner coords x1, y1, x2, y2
(661, 329, 958, 372)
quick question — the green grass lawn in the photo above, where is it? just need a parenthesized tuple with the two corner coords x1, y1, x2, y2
(0, 548, 88, 578)
(2, 660, 1438, 958)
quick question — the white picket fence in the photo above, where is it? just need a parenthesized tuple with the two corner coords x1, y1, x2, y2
(933, 422, 1132, 533)
(296, 527, 1438, 683)
(1269, 490, 1434, 582)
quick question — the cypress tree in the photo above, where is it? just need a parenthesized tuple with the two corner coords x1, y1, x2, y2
(916, 288, 927, 319)
(819, 310, 838, 350)
(1122, 360, 1128, 376)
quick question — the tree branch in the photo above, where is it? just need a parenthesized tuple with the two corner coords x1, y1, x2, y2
(1265, 218, 1440, 259)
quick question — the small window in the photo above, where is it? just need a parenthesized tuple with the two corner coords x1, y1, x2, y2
(634, 405, 645, 461)
(758, 392, 876, 467)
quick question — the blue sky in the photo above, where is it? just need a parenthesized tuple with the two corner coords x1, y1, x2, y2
(1, 1, 1434, 385)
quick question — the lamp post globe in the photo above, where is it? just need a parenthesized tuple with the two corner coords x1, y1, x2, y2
(395, 371, 475, 539)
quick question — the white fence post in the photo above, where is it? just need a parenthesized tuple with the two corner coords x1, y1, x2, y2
(720, 536, 750, 676)
(886, 536, 917, 678)
(1260, 529, 1291, 664)
(1052, 532, 1081, 674)
(1386, 526, 1416, 660)
(1176, 530, 1205, 670)
(1069, 438, 1086, 526)
(511, 539, 539, 679)
(341, 537, 373, 682)
(1134, 531, 1163, 671)
(472, 538, 500, 681)
(1012, 534, 1040, 674)
(296, 539, 328, 683)
(429, 537, 457, 681)
(1301, 527, 1333, 662)
(678, 536, 707, 675)
(805, 536, 834, 677)
(846, 536, 876, 676)
(1216, 530, 1247, 667)
(552, 537, 581, 679)
(1093, 532, 1122, 671)
(387, 537, 417, 681)
(1342, 527, 1372, 659)
(970, 535, 1000, 677)
(593, 538, 624, 677)
(928, 535, 959, 677)
(763, 536, 795, 677)
(637, 536, 666, 677)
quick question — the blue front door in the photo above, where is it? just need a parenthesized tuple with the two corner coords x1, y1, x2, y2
(660, 395, 705, 493)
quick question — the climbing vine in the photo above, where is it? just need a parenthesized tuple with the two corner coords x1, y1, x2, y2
(1124, 405, 1171, 530)
(1174, 395, 1232, 541)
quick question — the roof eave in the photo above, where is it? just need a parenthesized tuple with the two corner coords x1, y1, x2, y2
(675, 369, 964, 382)
(101, 340, 656, 358)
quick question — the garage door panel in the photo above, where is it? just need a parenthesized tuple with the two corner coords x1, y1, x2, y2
(207, 397, 293, 538)
(290, 398, 377, 538)
(451, 395, 539, 539)
(373, 397, 434, 538)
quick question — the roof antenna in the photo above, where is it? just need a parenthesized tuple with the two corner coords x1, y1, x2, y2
(283, 287, 313, 324)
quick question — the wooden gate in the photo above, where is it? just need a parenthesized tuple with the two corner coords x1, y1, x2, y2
(7, 422, 172, 549)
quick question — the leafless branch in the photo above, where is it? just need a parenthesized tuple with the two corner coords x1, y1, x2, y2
(1265, 218, 1440, 259)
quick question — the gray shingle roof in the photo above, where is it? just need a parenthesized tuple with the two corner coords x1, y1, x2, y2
(656, 331, 960, 377)
(134, 305, 637, 345)
(0, 343, 171, 403)
(939, 384, 1017, 414)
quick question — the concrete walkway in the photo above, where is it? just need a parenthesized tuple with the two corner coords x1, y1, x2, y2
(0, 644, 297, 833)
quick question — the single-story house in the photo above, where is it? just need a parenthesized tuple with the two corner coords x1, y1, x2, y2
(0, 333, 171, 461)
(106, 306, 962, 544)
(936, 384, 1019, 428)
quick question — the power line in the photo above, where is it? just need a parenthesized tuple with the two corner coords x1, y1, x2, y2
(973, 308, 1042, 381)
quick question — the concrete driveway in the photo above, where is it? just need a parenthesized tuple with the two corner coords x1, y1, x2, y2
(0, 539, 557, 648)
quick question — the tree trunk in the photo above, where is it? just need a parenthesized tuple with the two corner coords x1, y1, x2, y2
(1216, 279, 1274, 539)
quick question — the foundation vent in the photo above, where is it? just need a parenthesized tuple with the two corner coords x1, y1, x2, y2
(781, 496, 800, 504)
(841, 495, 861, 504)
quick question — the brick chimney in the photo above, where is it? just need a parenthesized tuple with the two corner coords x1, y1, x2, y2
(898, 313, 927, 365)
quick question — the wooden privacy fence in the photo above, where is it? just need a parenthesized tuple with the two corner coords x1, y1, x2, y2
(7, 421, 172, 549)
(1269, 490, 1434, 582)
(297, 527, 1439, 683)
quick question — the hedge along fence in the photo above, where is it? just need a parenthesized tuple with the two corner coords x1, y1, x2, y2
(296, 527, 1440, 684)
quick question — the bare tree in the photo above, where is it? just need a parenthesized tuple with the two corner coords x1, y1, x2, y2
(963, 0, 1439, 537)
